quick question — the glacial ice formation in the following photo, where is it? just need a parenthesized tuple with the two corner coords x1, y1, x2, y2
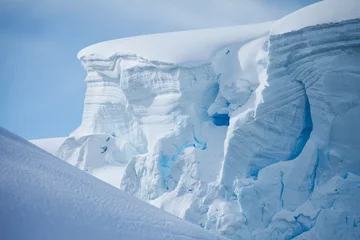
(58, 21, 272, 191)
(56, 1, 360, 239)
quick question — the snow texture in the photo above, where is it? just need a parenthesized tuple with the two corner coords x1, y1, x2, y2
(0, 127, 226, 240)
(30, 137, 66, 155)
(78, 22, 272, 66)
(56, 1, 360, 239)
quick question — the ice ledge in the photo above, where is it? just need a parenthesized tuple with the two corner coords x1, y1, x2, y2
(77, 22, 272, 66)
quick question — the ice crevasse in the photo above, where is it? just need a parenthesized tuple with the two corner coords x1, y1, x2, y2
(57, 0, 360, 239)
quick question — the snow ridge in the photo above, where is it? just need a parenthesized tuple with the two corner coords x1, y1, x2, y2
(78, 22, 273, 65)
(0, 126, 226, 240)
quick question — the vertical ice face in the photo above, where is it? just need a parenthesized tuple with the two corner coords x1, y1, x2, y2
(231, 18, 360, 240)
(57, 23, 271, 191)
(72, 55, 147, 151)
(118, 59, 222, 200)
(58, 53, 229, 191)
(118, 59, 216, 152)
(269, 19, 360, 179)
(220, 49, 313, 187)
(57, 55, 148, 188)
(55, 3, 360, 239)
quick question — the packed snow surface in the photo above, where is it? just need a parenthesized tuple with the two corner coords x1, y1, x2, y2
(30, 137, 66, 155)
(0, 127, 226, 240)
(57, 1, 360, 239)
(78, 22, 272, 65)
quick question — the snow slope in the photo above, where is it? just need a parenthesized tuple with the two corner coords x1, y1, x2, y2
(30, 137, 66, 155)
(0, 126, 226, 240)
(57, 1, 360, 239)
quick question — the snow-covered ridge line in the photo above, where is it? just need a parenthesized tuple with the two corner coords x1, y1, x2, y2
(270, 0, 360, 35)
(271, 17, 360, 38)
(77, 22, 272, 65)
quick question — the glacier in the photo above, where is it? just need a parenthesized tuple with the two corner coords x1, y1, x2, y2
(54, 0, 360, 239)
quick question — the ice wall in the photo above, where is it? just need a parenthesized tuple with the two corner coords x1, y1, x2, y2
(57, 23, 270, 190)
(223, 18, 360, 239)
(57, 3, 360, 239)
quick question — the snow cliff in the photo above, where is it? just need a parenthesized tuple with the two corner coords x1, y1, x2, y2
(57, 1, 360, 239)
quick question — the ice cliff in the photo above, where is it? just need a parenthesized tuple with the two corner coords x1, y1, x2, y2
(57, 0, 360, 239)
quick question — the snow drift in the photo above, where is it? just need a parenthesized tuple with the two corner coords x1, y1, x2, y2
(0, 126, 225, 240)
(55, 0, 360, 239)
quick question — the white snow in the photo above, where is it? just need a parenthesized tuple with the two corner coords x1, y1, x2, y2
(59, 21, 273, 204)
(0, 126, 226, 240)
(91, 165, 126, 188)
(271, 0, 360, 35)
(30, 137, 66, 155)
(55, 1, 360, 239)
(78, 22, 272, 66)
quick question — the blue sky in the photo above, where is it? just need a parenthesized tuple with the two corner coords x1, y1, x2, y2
(0, 0, 319, 140)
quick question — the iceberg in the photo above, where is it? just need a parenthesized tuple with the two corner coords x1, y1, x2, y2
(53, 0, 360, 239)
